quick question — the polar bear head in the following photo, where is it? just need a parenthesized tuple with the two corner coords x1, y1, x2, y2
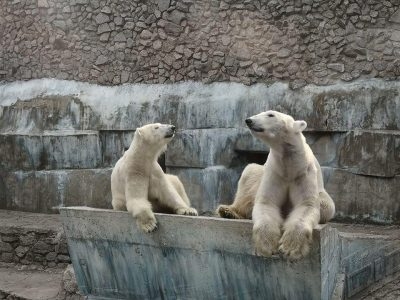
(135, 123, 176, 150)
(245, 110, 307, 144)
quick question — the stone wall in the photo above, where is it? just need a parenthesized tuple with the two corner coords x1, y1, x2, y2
(0, 228, 70, 267)
(1, 0, 400, 86)
(0, 210, 70, 267)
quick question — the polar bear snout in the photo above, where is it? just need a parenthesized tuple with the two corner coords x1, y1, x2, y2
(164, 125, 176, 138)
(245, 117, 264, 132)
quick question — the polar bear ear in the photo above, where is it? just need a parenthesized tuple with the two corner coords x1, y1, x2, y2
(136, 128, 142, 137)
(293, 120, 307, 132)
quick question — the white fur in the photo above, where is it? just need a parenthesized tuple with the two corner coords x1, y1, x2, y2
(111, 123, 198, 233)
(217, 111, 335, 260)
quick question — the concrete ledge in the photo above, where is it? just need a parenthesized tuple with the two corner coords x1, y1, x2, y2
(61, 207, 339, 300)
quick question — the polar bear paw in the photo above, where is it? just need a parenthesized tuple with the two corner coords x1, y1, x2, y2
(217, 205, 242, 219)
(278, 225, 312, 260)
(253, 223, 281, 257)
(176, 207, 198, 216)
(136, 212, 158, 233)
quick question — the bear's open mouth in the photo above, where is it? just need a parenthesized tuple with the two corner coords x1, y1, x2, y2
(165, 133, 174, 138)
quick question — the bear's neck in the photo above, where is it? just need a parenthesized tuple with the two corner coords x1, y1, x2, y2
(125, 136, 161, 169)
(269, 133, 308, 173)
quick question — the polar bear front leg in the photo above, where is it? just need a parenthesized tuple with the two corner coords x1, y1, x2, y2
(253, 202, 283, 256)
(125, 176, 157, 233)
(279, 199, 319, 260)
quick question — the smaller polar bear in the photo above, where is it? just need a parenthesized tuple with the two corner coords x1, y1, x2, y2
(217, 111, 335, 260)
(111, 123, 198, 233)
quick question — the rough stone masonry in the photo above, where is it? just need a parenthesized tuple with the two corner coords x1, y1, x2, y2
(0, 0, 400, 86)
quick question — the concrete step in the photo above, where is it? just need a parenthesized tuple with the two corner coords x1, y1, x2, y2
(1, 169, 112, 213)
(60, 207, 400, 300)
(0, 130, 138, 172)
(0, 131, 102, 171)
(331, 223, 400, 298)
(1, 79, 400, 132)
(349, 270, 400, 300)
(1, 165, 399, 224)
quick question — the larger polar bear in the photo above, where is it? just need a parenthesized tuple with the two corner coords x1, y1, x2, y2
(217, 110, 335, 260)
(111, 123, 198, 233)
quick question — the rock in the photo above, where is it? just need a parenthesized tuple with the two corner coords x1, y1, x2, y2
(95, 55, 108, 65)
(167, 10, 186, 24)
(1, 253, 14, 263)
(32, 241, 52, 254)
(153, 40, 162, 49)
(114, 32, 126, 42)
(221, 35, 231, 46)
(114, 16, 124, 26)
(154, 0, 170, 12)
(1, 235, 19, 242)
(277, 48, 291, 58)
(62, 265, 80, 294)
(20, 233, 36, 246)
(347, 3, 360, 15)
(97, 23, 111, 34)
(231, 41, 251, 60)
(99, 32, 110, 41)
(327, 63, 345, 72)
(57, 255, 71, 262)
(341, 73, 353, 81)
(101, 6, 111, 14)
(373, 60, 388, 71)
(140, 30, 152, 39)
(0, 241, 13, 252)
(37, 0, 49, 8)
(163, 21, 183, 36)
(15, 246, 29, 258)
(95, 13, 109, 24)
(46, 252, 57, 261)
(123, 22, 135, 30)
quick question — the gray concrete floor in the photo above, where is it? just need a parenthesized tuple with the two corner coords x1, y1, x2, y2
(0, 265, 64, 300)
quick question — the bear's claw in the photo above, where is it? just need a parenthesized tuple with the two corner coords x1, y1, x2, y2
(278, 227, 312, 260)
(136, 214, 158, 233)
(253, 223, 281, 257)
(139, 220, 158, 233)
(217, 205, 241, 219)
(176, 207, 198, 216)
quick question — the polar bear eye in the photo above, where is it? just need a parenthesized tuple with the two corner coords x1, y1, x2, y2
(155, 126, 159, 130)
(267, 113, 274, 117)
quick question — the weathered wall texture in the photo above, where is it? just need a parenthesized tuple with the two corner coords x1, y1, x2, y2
(0, 79, 399, 224)
(1, 0, 400, 86)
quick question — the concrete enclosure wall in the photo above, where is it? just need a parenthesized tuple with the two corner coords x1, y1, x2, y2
(0, 79, 399, 224)
(1, 0, 400, 86)
(61, 207, 339, 300)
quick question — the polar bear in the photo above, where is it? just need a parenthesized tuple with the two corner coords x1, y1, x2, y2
(111, 123, 198, 233)
(217, 111, 335, 260)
